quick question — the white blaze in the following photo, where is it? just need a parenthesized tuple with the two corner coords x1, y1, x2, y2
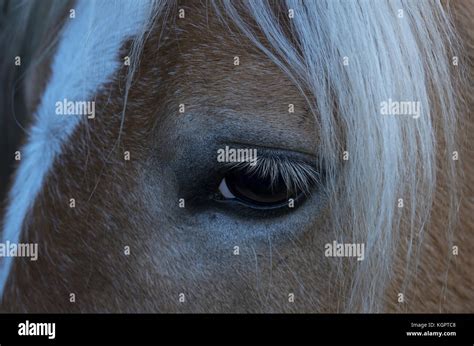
(0, 0, 155, 297)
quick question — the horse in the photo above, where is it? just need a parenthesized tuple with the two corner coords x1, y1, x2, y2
(0, 0, 472, 313)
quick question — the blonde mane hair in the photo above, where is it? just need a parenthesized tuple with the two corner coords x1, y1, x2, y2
(180, 0, 461, 312)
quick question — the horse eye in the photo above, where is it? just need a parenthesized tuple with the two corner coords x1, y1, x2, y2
(218, 170, 299, 209)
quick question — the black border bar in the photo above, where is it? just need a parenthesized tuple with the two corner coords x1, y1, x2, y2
(0, 313, 472, 345)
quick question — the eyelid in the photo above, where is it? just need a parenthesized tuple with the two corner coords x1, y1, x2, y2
(222, 141, 318, 161)
(222, 154, 321, 196)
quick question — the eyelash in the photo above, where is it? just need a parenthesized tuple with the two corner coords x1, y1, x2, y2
(214, 154, 321, 213)
(225, 157, 319, 194)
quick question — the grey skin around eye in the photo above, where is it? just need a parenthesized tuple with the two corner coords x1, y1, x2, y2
(146, 108, 326, 246)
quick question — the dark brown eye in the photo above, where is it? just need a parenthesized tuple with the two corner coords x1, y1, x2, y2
(218, 170, 299, 209)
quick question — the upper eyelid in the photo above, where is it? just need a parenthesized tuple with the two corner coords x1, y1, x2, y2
(221, 141, 318, 161)
(222, 155, 321, 195)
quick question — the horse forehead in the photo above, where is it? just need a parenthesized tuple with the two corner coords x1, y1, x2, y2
(152, 4, 315, 136)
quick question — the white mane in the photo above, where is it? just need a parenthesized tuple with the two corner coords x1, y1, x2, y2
(209, 0, 460, 311)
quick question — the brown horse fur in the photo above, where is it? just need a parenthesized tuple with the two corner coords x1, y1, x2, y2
(0, 0, 472, 312)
